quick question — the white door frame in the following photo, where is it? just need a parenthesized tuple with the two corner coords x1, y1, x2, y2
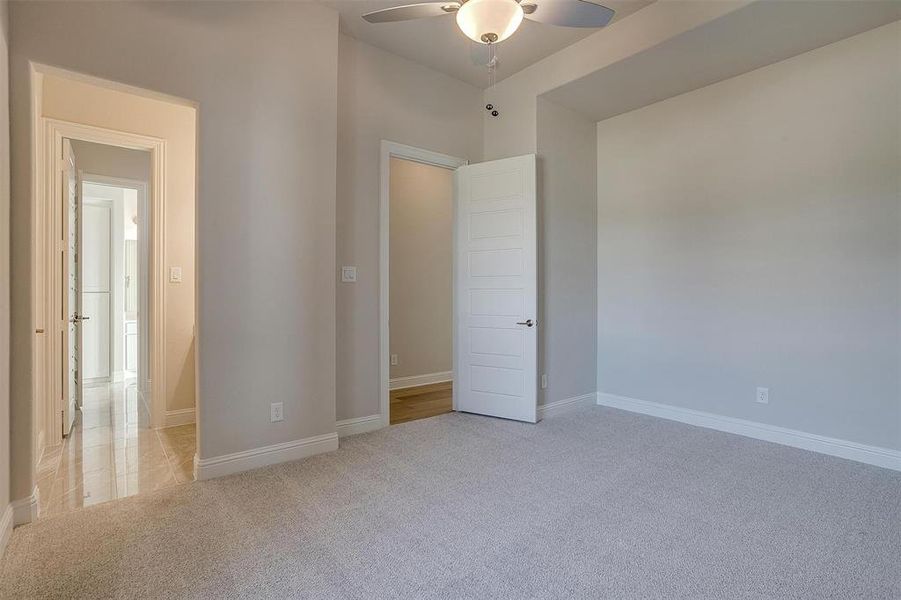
(378, 141, 467, 427)
(35, 117, 167, 444)
(79, 173, 149, 394)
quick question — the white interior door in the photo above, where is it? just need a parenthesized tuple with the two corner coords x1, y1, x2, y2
(454, 154, 537, 422)
(63, 139, 80, 434)
(82, 199, 112, 382)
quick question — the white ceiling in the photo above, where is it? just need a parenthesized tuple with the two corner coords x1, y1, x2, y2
(325, 0, 655, 88)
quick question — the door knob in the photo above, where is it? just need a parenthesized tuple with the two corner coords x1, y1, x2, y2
(516, 319, 534, 327)
(69, 314, 90, 323)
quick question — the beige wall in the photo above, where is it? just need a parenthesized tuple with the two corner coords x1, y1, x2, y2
(70, 140, 151, 183)
(10, 1, 339, 499)
(336, 34, 482, 420)
(0, 0, 10, 533)
(389, 157, 453, 380)
(596, 21, 901, 449)
(42, 74, 196, 415)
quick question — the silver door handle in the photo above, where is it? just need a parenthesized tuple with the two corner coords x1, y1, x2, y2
(516, 319, 534, 327)
(69, 315, 90, 323)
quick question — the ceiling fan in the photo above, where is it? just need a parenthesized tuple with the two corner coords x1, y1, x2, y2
(362, 0, 615, 45)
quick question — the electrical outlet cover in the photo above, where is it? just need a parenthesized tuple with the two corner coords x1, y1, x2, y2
(270, 402, 284, 422)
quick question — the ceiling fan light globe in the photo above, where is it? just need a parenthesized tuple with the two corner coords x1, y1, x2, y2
(456, 0, 524, 44)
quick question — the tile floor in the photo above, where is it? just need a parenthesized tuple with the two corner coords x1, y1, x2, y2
(34, 381, 195, 517)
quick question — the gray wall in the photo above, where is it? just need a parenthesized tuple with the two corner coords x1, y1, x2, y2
(0, 0, 10, 528)
(70, 140, 150, 183)
(536, 98, 598, 405)
(389, 157, 453, 381)
(596, 22, 901, 449)
(10, 1, 339, 499)
(336, 34, 482, 421)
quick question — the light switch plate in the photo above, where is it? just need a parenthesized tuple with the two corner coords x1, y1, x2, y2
(341, 266, 357, 283)
(169, 266, 182, 283)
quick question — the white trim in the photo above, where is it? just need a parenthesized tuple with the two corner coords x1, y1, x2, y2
(37, 117, 168, 447)
(11, 488, 39, 526)
(379, 141, 468, 429)
(194, 433, 339, 480)
(0, 504, 13, 558)
(538, 392, 597, 420)
(161, 407, 196, 428)
(597, 392, 901, 472)
(389, 371, 453, 391)
(336, 414, 383, 438)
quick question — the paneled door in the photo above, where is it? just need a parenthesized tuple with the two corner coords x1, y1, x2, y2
(454, 154, 537, 422)
(82, 198, 112, 382)
(63, 139, 80, 435)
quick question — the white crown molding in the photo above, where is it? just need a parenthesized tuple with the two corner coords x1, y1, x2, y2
(337, 414, 384, 438)
(161, 408, 196, 428)
(11, 488, 39, 526)
(538, 392, 597, 420)
(389, 371, 453, 391)
(0, 504, 14, 559)
(597, 392, 901, 472)
(194, 432, 339, 480)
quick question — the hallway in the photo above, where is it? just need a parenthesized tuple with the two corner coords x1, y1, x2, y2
(34, 382, 195, 517)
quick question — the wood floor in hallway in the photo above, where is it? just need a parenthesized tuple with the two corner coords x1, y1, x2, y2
(389, 381, 453, 425)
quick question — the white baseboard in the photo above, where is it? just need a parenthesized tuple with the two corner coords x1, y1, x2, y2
(11, 488, 39, 526)
(161, 407, 196, 428)
(538, 392, 597, 420)
(337, 414, 383, 438)
(194, 432, 339, 480)
(389, 371, 452, 391)
(597, 392, 901, 472)
(0, 504, 13, 558)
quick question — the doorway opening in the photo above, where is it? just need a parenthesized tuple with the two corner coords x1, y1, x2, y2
(388, 156, 455, 424)
(34, 137, 194, 516)
(30, 66, 198, 519)
(379, 142, 467, 427)
(379, 143, 539, 427)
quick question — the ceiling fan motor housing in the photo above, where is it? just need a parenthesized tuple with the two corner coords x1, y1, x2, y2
(456, 0, 524, 44)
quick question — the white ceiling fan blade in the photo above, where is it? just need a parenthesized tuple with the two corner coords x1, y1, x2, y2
(362, 2, 459, 23)
(521, 0, 615, 28)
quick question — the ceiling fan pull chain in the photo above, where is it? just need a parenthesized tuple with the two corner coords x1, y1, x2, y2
(485, 43, 499, 117)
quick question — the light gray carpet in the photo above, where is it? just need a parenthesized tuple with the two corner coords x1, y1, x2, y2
(2, 406, 900, 599)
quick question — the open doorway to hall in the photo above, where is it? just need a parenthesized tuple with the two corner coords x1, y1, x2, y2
(31, 67, 198, 518)
(388, 157, 455, 425)
(35, 139, 194, 516)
